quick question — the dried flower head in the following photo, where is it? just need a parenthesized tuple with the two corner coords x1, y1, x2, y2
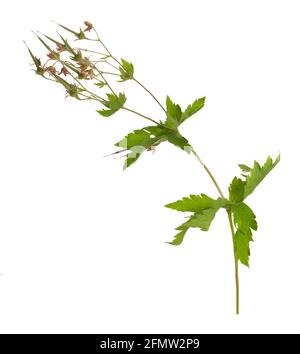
(84, 21, 93, 32)
(59, 67, 69, 76)
(47, 51, 60, 60)
(46, 65, 57, 75)
(56, 43, 65, 52)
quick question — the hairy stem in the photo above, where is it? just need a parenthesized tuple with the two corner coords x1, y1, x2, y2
(192, 148, 239, 315)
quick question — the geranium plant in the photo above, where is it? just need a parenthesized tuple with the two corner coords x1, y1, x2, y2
(26, 21, 280, 314)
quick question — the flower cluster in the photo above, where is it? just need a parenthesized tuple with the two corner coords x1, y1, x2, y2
(25, 21, 126, 101)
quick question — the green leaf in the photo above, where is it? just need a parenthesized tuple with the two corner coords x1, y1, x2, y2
(179, 209, 218, 231)
(181, 97, 206, 122)
(165, 193, 228, 212)
(163, 130, 191, 151)
(167, 208, 219, 246)
(232, 203, 257, 233)
(164, 96, 206, 129)
(165, 96, 182, 130)
(167, 230, 187, 246)
(241, 155, 280, 199)
(116, 129, 152, 149)
(238, 164, 251, 173)
(147, 126, 191, 153)
(166, 193, 230, 245)
(168, 208, 218, 246)
(97, 93, 127, 117)
(232, 203, 257, 267)
(234, 229, 252, 267)
(115, 125, 192, 169)
(229, 177, 245, 203)
(95, 81, 106, 88)
(115, 126, 164, 169)
(119, 58, 134, 81)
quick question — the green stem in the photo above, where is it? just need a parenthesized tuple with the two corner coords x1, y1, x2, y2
(132, 78, 167, 114)
(122, 107, 160, 125)
(192, 148, 239, 315)
(92, 65, 117, 96)
(90, 28, 167, 114)
(227, 209, 239, 315)
(192, 149, 225, 198)
(80, 26, 239, 313)
(74, 47, 107, 56)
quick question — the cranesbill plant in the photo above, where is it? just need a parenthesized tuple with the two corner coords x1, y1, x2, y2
(26, 21, 280, 314)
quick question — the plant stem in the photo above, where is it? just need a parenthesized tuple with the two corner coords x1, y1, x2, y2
(90, 28, 167, 114)
(72, 25, 240, 312)
(227, 209, 239, 315)
(93, 28, 113, 57)
(191, 149, 225, 198)
(74, 47, 107, 56)
(192, 148, 239, 315)
(133, 78, 167, 114)
(122, 107, 160, 125)
(92, 66, 116, 96)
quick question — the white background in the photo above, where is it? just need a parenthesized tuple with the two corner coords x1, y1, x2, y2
(0, 0, 299, 334)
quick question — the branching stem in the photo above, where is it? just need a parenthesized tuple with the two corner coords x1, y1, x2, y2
(30, 23, 241, 314)
(89, 29, 167, 114)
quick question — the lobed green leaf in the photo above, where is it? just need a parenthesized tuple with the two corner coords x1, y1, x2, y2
(165, 193, 228, 212)
(164, 96, 206, 129)
(179, 209, 218, 231)
(241, 155, 280, 199)
(166, 193, 229, 245)
(97, 93, 127, 117)
(229, 177, 245, 203)
(232, 203, 257, 266)
(181, 97, 206, 122)
(119, 59, 134, 81)
(115, 125, 191, 169)
(165, 96, 182, 130)
(167, 230, 187, 246)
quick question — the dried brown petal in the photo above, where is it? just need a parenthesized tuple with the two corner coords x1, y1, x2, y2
(59, 67, 69, 76)
(56, 43, 65, 52)
(84, 21, 93, 32)
(46, 66, 57, 74)
(47, 51, 60, 60)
